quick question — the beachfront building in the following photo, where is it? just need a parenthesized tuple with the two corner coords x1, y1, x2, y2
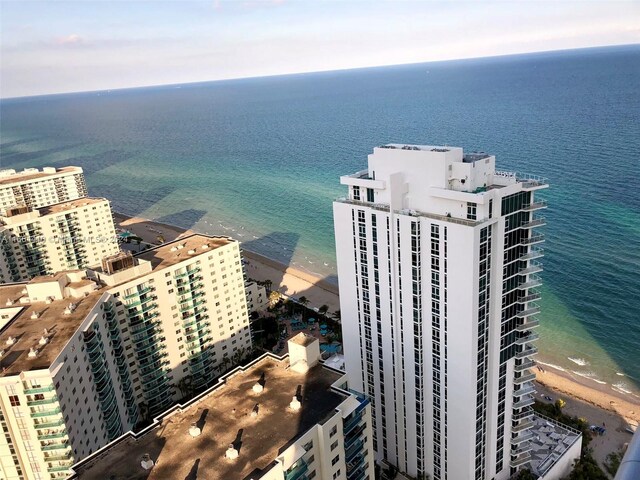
(68, 333, 376, 480)
(0, 167, 87, 216)
(0, 234, 252, 479)
(0, 198, 120, 283)
(245, 280, 269, 313)
(333, 144, 552, 479)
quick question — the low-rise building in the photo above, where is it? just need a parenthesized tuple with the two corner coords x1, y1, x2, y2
(0, 234, 253, 479)
(0, 198, 119, 283)
(246, 280, 269, 313)
(69, 334, 375, 480)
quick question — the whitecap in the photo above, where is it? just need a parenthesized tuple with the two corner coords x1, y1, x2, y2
(572, 370, 607, 385)
(536, 360, 567, 372)
(568, 357, 589, 366)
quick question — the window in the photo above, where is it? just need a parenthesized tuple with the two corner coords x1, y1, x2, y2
(352, 186, 360, 200)
(331, 455, 339, 466)
(331, 440, 338, 451)
(467, 202, 477, 220)
(366, 188, 374, 202)
(330, 425, 337, 437)
(9, 395, 20, 406)
(333, 470, 341, 479)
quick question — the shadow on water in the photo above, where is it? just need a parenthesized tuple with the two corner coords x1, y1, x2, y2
(62, 149, 137, 176)
(91, 183, 177, 217)
(0, 137, 42, 151)
(155, 209, 208, 232)
(0, 143, 85, 164)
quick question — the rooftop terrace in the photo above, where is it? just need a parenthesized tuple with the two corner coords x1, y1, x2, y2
(0, 166, 82, 186)
(0, 280, 103, 375)
(71, 355, 345, 480)
(38, 197, 108, 215)
(530, 413, 582, 478)
(135, 233, 234, 271)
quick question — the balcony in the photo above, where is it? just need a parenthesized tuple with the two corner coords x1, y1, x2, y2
(516, 318, 540, 331)
(47, 466, 72, 473)
(34, 420, 65, 429)
(521, 234, 545, 246)
(517, 291, 541, 303)
(27, 396, 59, 407)
(515, 332, 540, 346)
(516, 305, 541, 318)
(514, 360, 536, 372)
(515, 346, 539, 359)
(24, 385, 55, 394)
(520, 276, 543, 289)
(510, 452, 532, 467)
(284, 459, 308, 480)
(514, 371, 536, 385)
(513, 395, 535, 410)
(41, 442, 70, 451)
(124, 286, 154, 299)
(519, 262, 543, 275)
(512, 430, 536, 446)
(38, 431, 68, 440)
(521, 217, 546, 229)
(512, 420, 534, 437)
(513, 383, 536, 398)
(175, 268, 201, 279)
(31, 407, 61, 418)
(512, 408, 535, 421)
(523, 200, 547, 211)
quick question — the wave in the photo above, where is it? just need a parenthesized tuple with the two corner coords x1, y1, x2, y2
(568, 357, 589, 366)
(612, 382, 633, 395)
(571, 370, 607, 385)
(616, 372, 625, 376)
(536, 360, 567, 372)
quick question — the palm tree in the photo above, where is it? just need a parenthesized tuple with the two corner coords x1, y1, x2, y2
(263, 279, 273, 293)
(298, 296, 309, 321)
(318, 304, 329, 316)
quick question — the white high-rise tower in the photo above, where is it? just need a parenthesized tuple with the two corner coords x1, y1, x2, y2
(333, 144, 547, 480)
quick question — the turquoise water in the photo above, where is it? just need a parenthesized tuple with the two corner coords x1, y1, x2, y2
(1, 45, 639, 399)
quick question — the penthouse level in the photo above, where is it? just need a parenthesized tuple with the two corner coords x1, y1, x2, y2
(0, 234, 253, 480)
(69, 334, 375, 480)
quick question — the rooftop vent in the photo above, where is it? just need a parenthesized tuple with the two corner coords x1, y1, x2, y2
(0, 350, 4, 358)
(45, 297, 53, 304)
(188, 422, 201, 437)
(252, 382, 264, 394)
(177, 243, 185, 250)
(28, 348, 38, 358)
(5, 300, 13, 306)
(170, 246, 178, 252)
(63, 303, 77, 315)
(251, 403, 259, 418)
(102, 251, 134, 275)
(141, 454, 154, 470)
(31, 311, 39, 320)
(187, 249, 196, 255)
(201, 244, 210, 250)
(225, 444, 239, 460)
(5, 336, 16, 346)
(289, 395, 301, 411)
(38, 336, 48, 346)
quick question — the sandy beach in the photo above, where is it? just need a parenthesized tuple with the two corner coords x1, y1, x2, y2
(114, 211, 640, 463)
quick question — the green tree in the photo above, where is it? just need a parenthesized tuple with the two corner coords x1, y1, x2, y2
(511, 469, 536, 480)
(604, 450, 624, 476)
(318, 304, 329, 316)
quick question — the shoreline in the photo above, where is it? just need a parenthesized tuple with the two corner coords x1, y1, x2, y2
(112, 211, 640, 422)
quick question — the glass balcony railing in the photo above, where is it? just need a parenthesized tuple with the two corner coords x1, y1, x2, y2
(31, 407, 61, 418)
(285, 459, 308, 480)
(24, 385, 55, 394)
(38, 431, 68, 440)
(34, 420, 65, 429)
(27, 396, 58, 406)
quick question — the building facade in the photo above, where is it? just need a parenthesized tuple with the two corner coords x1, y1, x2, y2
(0, 167, 87, 216)
(69, 334, 375, 480)
(0, 234, 253, 480)
(0, 198, 119, 283)
(333, 145, 548, 479)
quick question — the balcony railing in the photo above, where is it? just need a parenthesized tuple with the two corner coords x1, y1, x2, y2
(24, 385, 55, 394)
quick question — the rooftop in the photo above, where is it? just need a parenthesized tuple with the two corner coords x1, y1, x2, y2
(0, 280, 103, 376)
(135, 233, 233, 271)
(38, 197, 108, 215)
(529, 413, 582, 477)
(71, 355, 345, 480)
(0, 166, 82, 186)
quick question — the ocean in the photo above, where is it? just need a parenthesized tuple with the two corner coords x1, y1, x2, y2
(1, 45, 639, 399)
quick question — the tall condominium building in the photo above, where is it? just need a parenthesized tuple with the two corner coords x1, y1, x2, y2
(0, 234, 252, 480)
(0, 167, 87, 216)
(0, 198, 120, 283)
(69, 334, 376, 480)
(334, 145, 549, 480)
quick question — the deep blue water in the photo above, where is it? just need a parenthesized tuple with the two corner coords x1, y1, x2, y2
(1, 45, 639, 398)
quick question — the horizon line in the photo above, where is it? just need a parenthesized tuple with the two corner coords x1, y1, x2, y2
(2, 42, 638, 101)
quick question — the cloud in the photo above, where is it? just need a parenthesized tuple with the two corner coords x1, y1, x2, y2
(56, 33, 84, 46)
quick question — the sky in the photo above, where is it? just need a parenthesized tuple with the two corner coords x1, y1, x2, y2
(1, 1, 639, 98)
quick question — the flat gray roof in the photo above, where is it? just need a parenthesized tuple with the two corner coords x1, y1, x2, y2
(71, 356, 344, 480)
